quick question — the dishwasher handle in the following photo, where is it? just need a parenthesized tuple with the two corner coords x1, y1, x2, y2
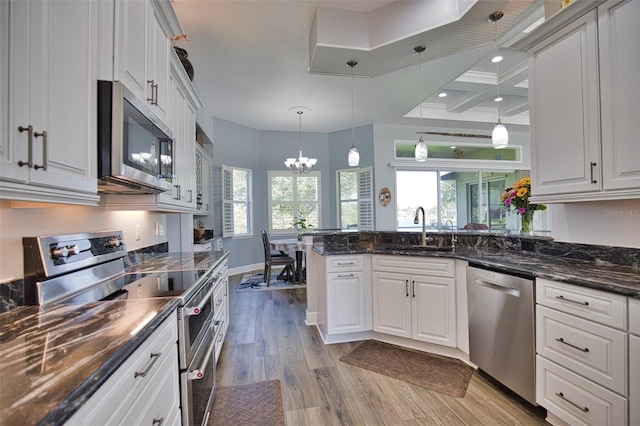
(473, 278, 520, 297)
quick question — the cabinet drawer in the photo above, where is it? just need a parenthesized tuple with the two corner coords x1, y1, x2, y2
(194, 242, 212, 252)
(120, 347, 180, 426)
(326, 255, 364, 272)
(536, 356, 627, 426)
(372, 255, 454, 277)
(537, 305, 627, 395)
(629, 298, 640, 336)
(214, 307, 227, 363)
(537, 278, 626, 329)
(213, 281, 225, 321)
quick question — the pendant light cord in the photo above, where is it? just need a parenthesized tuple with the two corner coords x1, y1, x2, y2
(418, 51, 423, 131)
(494, 19, 501, 121)
(298, 111, 302, 152)
(351, 63, 355, 146)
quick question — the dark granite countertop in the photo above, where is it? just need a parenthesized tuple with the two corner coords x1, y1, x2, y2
(0, 250, 228, 426)
(314, 244, 640, 298)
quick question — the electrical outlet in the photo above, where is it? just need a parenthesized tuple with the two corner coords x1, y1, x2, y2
(159, 223, 165, 236)
(135, 224, 141, 241)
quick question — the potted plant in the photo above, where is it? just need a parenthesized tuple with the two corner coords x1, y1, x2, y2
(291, 218, 313, 240)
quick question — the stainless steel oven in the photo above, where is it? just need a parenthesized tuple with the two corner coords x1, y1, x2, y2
(22, 231, 221, 426)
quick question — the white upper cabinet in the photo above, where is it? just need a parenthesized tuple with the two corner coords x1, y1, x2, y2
(597, 0, 640, 191)
(0, 0, 99, 205)
(526, 0, 640, 202)
(114, 0, 170, 126)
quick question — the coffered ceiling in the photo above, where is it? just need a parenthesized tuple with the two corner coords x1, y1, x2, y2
(172, 0, 543, 134)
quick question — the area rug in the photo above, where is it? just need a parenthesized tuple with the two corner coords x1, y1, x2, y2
(339, 340, 474, 398)
(209, 380, 285, 426)
(237, 273, 305, 292)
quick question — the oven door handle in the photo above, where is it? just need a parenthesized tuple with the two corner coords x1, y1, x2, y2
(184, 279, 215, 316)
(187, 325, 214, 381)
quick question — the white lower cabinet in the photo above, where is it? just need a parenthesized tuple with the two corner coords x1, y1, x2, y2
(316, 254, 371, 342)
(629, 298, 640, 426)
(535, 278, 629, 426)
(372, 256, 456, 347)
(66, 312, 180, 425)
(212, 259, 229, 363)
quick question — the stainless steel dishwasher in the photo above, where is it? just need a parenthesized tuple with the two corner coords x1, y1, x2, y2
(467, 265, 537, 405)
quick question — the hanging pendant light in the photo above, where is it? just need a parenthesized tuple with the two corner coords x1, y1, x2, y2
(489, 11, 508, 149)
(284, 107, 317, 174)
(414, 45, 428, 162)
(347, 60, 360, 167)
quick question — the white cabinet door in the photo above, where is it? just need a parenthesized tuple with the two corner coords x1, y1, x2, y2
(598, 0, 640, 191)
(630, 334, 640, 426)
(195, 144, 212, 214)
(327, 272, 365, 334)
(412, 275, 456, 347)
(114, 0, 169, 126)
(529, 11, 600, 197)
(372, 271, 411, 339)
(2, 0, 97, 202)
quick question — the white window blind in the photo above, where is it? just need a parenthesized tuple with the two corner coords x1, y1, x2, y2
(222, 165, 234, 237)
(358, 166, 373, 231)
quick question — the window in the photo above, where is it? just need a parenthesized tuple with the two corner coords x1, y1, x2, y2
(222, 165, 253, 237)
(337, 167, 373, 231)
(396, 170, 530, 231)
(268, 171, 321, 234)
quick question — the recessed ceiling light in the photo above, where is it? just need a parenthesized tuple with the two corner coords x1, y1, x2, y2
(450, 146, 456, 149)
(494, 96, 503, 102)
(492, 55, 503, 63)
(438, 92, 447, 98)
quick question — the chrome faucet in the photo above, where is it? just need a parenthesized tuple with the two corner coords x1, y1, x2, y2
(414, 207, 429, 246)
(445, 219, 458, 250)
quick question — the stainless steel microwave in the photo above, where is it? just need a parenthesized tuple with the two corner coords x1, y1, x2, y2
(97, 80, 173, 194)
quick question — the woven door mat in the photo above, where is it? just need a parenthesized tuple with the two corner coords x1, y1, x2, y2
(209, 380, 285, 426)
(340, 340, 474, 398)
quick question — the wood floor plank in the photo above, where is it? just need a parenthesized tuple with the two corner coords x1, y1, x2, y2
(218, 275, 548, 426)
(285, 407, 324, 426)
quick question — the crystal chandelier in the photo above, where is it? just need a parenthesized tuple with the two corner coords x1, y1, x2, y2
(414, 45, 428, 162)
(284, 107, 317, 174)
(489, 11, 508, 149)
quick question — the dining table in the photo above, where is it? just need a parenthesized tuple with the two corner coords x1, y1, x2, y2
(270, 238, 306, 283)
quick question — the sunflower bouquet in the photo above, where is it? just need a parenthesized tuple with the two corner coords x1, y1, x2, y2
(500, 177, 546, 232)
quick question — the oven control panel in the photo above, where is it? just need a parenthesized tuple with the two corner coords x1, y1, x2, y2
(23, 230, 127, 279)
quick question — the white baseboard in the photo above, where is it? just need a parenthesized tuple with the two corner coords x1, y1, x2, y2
(228, 262, 263, 277)
(305, 310, 318, 326)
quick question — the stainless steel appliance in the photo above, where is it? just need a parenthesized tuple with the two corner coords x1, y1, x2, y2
(97, 80, 173, 194)
(22, 231, 220, 426)
(467, 265, 537, 405)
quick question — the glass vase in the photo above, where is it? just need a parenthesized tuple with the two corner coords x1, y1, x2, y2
(520, 210, 534, 235)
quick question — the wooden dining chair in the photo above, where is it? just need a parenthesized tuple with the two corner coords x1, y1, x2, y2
(260, 230, 295, 286)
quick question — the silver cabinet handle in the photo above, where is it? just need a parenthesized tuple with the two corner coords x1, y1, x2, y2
(405, 279, 409, 297)
(134, 352, 161, 378)
(555, 337, 589, 353)
(555, 295, 589, 306)
(33, 130, 47, 170)
(147, 80, 155, 104)
(173, 184, 180, 201)
(152, 83, 158, 106)
(337, 262, 355, 265)
(152, 417, 164, 425)
(412, 280, 415, 298)
(188, 189, 193, 203)
(17, 125, 33, 167)
(590, 162, 597, 184)
(555, 392, 589, 412)
(337, 273, 354, 278)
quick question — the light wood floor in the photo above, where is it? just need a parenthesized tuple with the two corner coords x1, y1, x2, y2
(216, 273, 549, 425)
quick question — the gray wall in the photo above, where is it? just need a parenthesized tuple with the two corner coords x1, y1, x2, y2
(210, 116, 376, 269)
